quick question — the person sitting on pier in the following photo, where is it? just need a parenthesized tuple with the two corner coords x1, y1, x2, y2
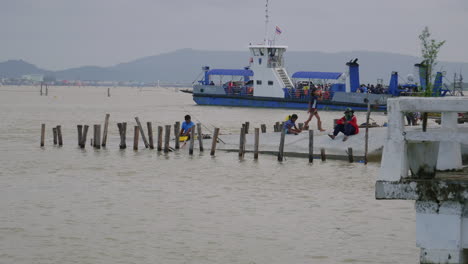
(328, 108, 359, 141)
(180, 115, 195, 138)
(283, 114, 302, 135)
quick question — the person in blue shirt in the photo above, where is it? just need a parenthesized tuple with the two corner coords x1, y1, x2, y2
(180, 115, 195, 138)
(283, 114, 302, 135)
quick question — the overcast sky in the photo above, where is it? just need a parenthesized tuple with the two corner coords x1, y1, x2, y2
(2, 0, 467, 70)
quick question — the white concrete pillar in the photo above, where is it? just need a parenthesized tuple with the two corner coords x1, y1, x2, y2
(379, 99, 408, 181)
(416, 201, 464, 264)
(437, 112, 463, 171)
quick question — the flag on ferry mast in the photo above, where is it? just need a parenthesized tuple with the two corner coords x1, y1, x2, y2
(275, 26, 282, 35)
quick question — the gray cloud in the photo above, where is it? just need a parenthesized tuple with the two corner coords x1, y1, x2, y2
(1, 0, 466, 69)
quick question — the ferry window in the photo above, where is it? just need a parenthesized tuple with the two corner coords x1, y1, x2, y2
(253, 49, 259, 56)
(268, 81, 273, 85)
(259, 49, 264, 56)
(256, 80, 262, 85)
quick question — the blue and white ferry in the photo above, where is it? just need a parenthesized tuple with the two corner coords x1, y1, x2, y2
(192, 44, 391, 111)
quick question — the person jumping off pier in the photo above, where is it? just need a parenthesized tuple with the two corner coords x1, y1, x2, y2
(283, 114, 302, 135)
(303, 86, 325, 131)
(328, 108, 359, 141)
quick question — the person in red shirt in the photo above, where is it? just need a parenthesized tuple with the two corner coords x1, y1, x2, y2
(328, 108, 359, 141)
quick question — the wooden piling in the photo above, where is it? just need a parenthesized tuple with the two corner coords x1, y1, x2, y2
(40, 83, 43, 96)
(244, 122, 250, 134)
(320, 148, 326, 161)
(254, 127, 260, 160)
(80, 125, 89, 148)
(135, 117, 149, 148)
(40, 124, 45, 147)
(260, 124, 266, 133)
(45, 85, 48, 96)
(93, 125, 101, 149)
(277, 129, 285, 161)
(333, 119, 338, 127)
(238, 126, 245, 158)
(189, 127, 195, 155)
(164, 125, 171, 153)
(197, 123, 203, 151)
(347, 147, 354, 163)
(422, 112, 428, 132)
(77, 125, 83, 146)
(147, 122, 154, 149)
(56, 125, 63, 146)
(133, 126, 139, 150)
(107, 88, 110, 97)
(309, 130, 314, 163)
(174, 121, 180, 149)
(275, 122, 280, 132)
(101, 113, 110, 147)
(117, 123, 127, 149)
(364, 100, 371, 164)
(210, 127, 220, 156)
(157, 126, 163, 151)
(53, 127, 57, 145)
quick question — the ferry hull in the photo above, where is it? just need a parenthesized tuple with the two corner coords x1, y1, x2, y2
(193, 94, 386, 111)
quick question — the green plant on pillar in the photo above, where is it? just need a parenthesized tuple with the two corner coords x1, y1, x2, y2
(418, 26, 445, 97)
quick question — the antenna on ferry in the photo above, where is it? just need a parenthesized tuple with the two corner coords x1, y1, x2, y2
(264, 0, 269, 45)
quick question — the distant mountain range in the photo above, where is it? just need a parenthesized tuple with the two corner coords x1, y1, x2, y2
(1, 48, 467, 84)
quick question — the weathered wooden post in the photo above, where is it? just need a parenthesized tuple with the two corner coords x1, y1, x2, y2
(260, 124, 266, 133)
(189, 127, 195, 155)
(275, 122, 280, 132)
(238, 126, 245, 158)
(164, 125, 171, 153)
(422, 112, 428, 132)
(56, 125, 63, 146)
(254, 127, 260, 160)
(93, 125, 101, 149)
(77, 125, 83, 146)
(333, 119, 338, 127)
(107, 87, 110, 97)
(347, 147, 354, 163)
(117, 122, 127, 149)
(174, 121, 180, 149)
(309, 130, 314, 163)
(40, 83, 43, 96)
(133, 126, 139, 150)
(53, 127, 57, 145)
(80, 125, 89, 148)
(210, 128, 220, 156)
(197, 123, 203, 151)
(135, 117, 149, 148)
(40, 124, 45, 147)
(320, 148, 326, 161)
(45, 85, 48, 96)
(102, 114, 110, 147)
(157, 126, 163, 151)
(364, 98, 371, 164)
(147, 122, 154, 149)
(244, 122, 250, 134)
(278, 129, 285, 161)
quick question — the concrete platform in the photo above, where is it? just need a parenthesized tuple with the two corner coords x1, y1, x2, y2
(214, 127, 388, 160)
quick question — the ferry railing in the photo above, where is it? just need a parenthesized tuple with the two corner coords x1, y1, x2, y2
(224, 85, 254, 96)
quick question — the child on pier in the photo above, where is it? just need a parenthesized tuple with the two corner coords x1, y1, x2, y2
(180, 115, 195, 139)
(283, 114, 302, 135)
(328, 108, 359, 141)
(303, 87, 325, 131)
